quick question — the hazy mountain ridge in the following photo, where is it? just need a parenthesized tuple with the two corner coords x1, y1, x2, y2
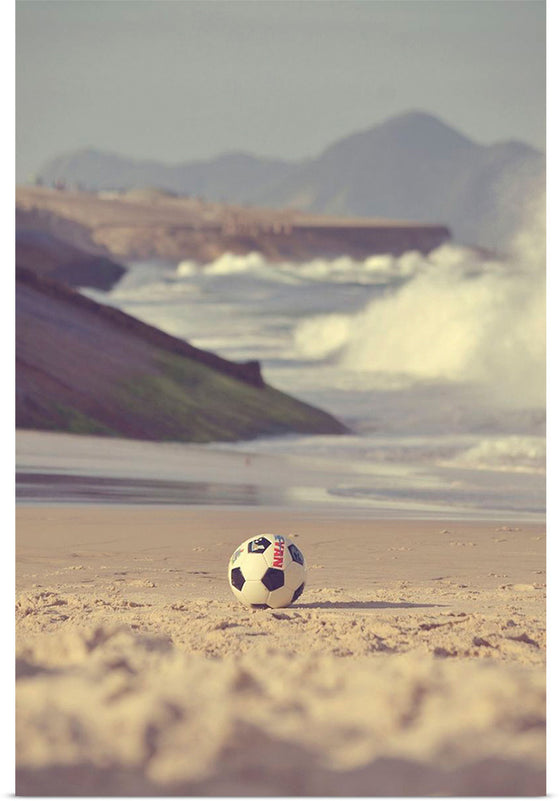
(40, 147, 297, 205)
(35, 111, 544, 250)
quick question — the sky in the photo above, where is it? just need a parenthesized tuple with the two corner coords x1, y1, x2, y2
(15, 0, 546, 182)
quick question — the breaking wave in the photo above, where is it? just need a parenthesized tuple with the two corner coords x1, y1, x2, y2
(443, 435, 545, 474)
(177, 249, 425, 285)
(292, 201, 545, 409)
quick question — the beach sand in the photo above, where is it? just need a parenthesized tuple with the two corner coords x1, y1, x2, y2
(16, 505, 546, 796)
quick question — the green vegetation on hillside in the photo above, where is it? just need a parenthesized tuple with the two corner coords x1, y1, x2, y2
(116, 352, 346, 442)
(16, 266, 347, 443)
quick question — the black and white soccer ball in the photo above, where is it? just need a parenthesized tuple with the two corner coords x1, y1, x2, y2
(228, 534, 306, 608)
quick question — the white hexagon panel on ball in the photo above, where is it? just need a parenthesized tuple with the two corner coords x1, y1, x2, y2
(227, 534, 306, 608)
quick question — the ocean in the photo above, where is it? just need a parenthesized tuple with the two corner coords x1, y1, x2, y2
(73, 225, 545, 520)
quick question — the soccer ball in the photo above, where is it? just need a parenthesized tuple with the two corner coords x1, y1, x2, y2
(228, 534, 306, 608)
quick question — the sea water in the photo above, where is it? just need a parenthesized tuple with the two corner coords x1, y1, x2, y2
(78, 211, 545, 519)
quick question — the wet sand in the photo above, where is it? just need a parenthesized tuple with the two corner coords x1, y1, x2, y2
(16, 505, 546, 795)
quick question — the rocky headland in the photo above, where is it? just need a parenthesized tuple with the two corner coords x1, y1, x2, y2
(16, 185, 450, 265)
(16, 266, 347, 441)
(16, 217, 125, 291)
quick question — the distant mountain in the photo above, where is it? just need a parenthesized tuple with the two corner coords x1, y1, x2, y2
(254, 112, 545, 249)
(39, 148, 297, 205)
(35, 111, 545, 250)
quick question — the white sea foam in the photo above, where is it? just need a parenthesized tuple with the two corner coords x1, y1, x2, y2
(443, 436, 546, 474)
(177, 249, 428, 286)
(291, 200, 545, 409)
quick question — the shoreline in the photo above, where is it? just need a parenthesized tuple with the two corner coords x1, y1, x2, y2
(16, 429, 546, 522)
(16, 497, 547, 524)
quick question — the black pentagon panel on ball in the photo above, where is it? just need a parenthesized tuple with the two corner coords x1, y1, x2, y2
(288, 543, 304, 565)
(261, 567, 285, 591)
(248, 537, 272, 554)
(230, 567, 246, 591)
(291, 583, 305, 603)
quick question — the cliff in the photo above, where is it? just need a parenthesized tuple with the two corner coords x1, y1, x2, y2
(16, 186, 450, 264)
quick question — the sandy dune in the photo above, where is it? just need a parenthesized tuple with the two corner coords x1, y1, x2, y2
(16, 506, 545, 795)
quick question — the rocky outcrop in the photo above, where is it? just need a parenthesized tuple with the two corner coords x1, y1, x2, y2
(16, 223, 126, 291)
(16, 268, 347, 442)
(17, 267, 265, 389)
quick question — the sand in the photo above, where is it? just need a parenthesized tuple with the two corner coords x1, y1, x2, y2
(16, 505, 546, 796)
